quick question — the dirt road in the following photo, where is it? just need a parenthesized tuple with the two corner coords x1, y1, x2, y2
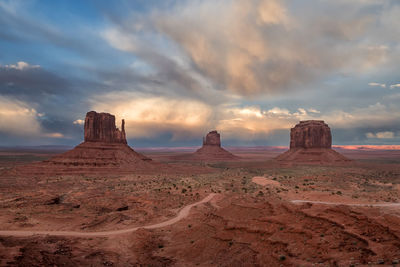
(0, 193, 216, 237)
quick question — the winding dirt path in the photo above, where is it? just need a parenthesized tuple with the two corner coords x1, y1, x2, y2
(291, 199, 400, 207)
(0, 193, 216, 238)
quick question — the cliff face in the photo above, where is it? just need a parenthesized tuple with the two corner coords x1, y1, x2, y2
(290, 120, 332, 149)
(203, 131, 221, 147)
(84, 111, 126, 144)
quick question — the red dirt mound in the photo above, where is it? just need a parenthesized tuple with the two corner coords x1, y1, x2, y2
(14, 142, 155, 175)
(276, 147, 350, 164)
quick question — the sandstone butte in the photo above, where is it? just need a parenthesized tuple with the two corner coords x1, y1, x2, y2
(84, 111, 127, 144)
(175, 130, 238, 161)
(276, 120, 350, 164)
(15, 111, 155, 175)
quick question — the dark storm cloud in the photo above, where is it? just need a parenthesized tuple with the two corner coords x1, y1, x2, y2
(0, 66, 70, 98)
(0, 63, 110, 110)
(0, 63, 108, 143)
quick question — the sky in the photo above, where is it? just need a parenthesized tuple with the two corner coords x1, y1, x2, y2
(0, 0, 399, 147)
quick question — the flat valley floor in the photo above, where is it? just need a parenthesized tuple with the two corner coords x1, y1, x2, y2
(1, 147, 400, 266)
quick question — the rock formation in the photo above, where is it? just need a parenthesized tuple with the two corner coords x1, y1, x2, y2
(17, 111, 155, 175)
(276, 120, 350, 164)
(84, 111, 127, 144)
(290, 120, 331, 149)
(203, 131, 221, 147)
(174, 130, 238, 161)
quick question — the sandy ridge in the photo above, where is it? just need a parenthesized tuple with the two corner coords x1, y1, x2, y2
(291, 199, 400, 207)
(0, 193, 216, 237)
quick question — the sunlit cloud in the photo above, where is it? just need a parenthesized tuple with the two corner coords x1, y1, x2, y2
(366, 131, 395, 139)
(267, 107, 290, 116)
(315, 102, 400, 136)
(91, 93, 213, 140)
(218, 102, 400, 140)
(90, 90, 328, 141)
(102, 28, 137, 53)
(44, 132, 65, 138)
(390, 84, 400, 89)
(89, 87, 400, 143)
(73, 119, 84, 125)
(368, 82, 386, 88)
(308, 108, 321, 114)
(2, 61, 40, 70)
(238, 107, 263, 118)
(0, 96, 42, 136)
(0, 96, 67, 139)
(217, 106, 294, 139)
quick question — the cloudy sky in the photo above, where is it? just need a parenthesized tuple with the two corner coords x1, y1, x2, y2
(1, 0, 399, 147)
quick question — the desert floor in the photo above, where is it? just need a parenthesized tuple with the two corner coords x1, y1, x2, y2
(1, 146, 400, 266)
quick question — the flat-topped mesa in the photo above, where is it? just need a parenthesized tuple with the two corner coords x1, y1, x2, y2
(290, 120, 332, 149)
(203, 131, 221, 147)
(84, 111, 127, 144)
(276, 120, 350, 164)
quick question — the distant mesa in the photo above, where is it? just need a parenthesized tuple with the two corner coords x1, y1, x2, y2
(16, 111, 155, 175)
(174, 130, 239, 161)
(276, 120, 351, 164)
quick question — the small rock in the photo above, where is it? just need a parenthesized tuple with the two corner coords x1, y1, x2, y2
(116, 206, 129, 212)
(377, 259, 385, 265)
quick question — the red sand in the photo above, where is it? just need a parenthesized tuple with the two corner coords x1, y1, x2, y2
(1, 146, 400, 266)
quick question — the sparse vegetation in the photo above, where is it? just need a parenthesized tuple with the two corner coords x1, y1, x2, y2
(1, 147, 400, 266)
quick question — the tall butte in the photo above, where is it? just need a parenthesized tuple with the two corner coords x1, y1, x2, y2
(84, 111, 127, 144)
(276, 120, 350, 164)
(18, 111, 153, 175)
(175, 130, 238, 161)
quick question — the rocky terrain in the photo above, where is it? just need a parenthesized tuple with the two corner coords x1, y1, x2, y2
(0, 119, 400, 266)
(1, 155, 400, 266)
